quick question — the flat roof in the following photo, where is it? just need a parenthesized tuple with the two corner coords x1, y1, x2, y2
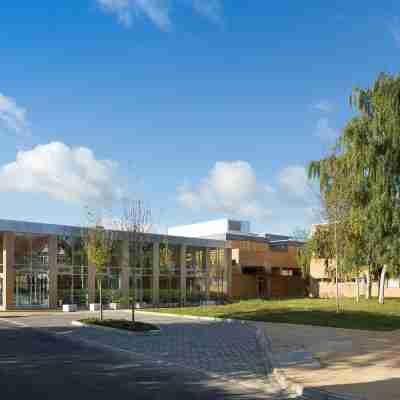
(0, 219, 228, 248)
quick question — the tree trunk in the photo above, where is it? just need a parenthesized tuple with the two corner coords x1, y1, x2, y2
(365, 268, 371, 300)
(131, 271, 135, 323)
(378, 265, 387, 305)
(355, 273, 360, 303)
(99, 279, 103, 321)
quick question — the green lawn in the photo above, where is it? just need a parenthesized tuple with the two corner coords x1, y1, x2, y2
(149, 298, 400, 331)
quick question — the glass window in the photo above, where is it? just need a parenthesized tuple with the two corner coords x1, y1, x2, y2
(129, 242, 153, 273)
(186, 247, 205, 272)
(207, 248, 218, 267)
(159, 276, 180, 304)
(186, 277, 207, 304)
(57, 236, 73, 265)
(217, 248, 225, 266)
(111, 240, 123, 267)
(160, 243, 180, 274)
(32, 235, 49, 268)
(15, 234, 31, 267)
(15, 272, 49, 307)
(73, 236, 87, 266)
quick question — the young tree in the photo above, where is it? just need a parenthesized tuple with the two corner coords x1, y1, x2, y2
(309, 152, 351, 312)
(85, 211, 116, 321)
(119, 199, 152, 322)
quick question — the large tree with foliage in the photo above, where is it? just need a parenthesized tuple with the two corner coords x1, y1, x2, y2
(310, 73, 400, 305)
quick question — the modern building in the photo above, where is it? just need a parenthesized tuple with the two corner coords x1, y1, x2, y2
(169, 219, 305, 299)
(0, 219, 231, 310)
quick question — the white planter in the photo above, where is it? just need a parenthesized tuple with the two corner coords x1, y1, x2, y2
(62, 304, 77, 312)
(89, 303, 101, 312)
(109, 302, 121, 310)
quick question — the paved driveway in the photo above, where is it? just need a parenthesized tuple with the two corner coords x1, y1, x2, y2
(0, 311, 292, 399)
(0, 319, 280, 400)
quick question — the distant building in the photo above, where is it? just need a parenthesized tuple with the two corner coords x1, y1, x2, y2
(170, 219, 305, 299)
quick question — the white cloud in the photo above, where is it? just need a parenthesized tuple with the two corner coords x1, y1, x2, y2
(314, 117, 340, 144)
(96, 0, 222, 30)
(178, 161, 315, 226)
(0, 142, 122, 206)
(0, 93, 29, 136)
(278, 165, 312, 201)
(192, 0, 222, 24)
(390, 18, 400, 47)
(97, 0, 171, 30)
(178, 161, 271, 220)
(312, 100, 335, 113)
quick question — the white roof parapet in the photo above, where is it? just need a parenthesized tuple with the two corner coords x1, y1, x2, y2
(0, 219, 227, 248)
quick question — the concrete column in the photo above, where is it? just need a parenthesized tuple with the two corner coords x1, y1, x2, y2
(120, 239, 130, 308)
(152, 242, 159, 306)
(180, 245, 186, 306)
(3, 232, 15, 309)
(225, 247, 233, 299)
(48, 235, 58, 308)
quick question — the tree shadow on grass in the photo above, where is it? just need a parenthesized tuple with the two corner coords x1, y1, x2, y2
(218, 309, 400, 331)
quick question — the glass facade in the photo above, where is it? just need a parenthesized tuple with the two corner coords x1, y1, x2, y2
(208, 248, 227, 302)
(185, 247, 207, 304)
(129, 242, 153, 305)
(159, 243, 181, 305)
(0, 224, 227, 309)
(57, 235, 88, 307)
(96, 240, 123, 304)
(14, 234, 50, 307)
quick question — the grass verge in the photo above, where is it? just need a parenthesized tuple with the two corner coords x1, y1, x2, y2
(148, 298, 400, 331)
(79, 319, 159, 332)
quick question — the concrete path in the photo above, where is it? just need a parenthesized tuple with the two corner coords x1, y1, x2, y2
(0, 311, 295, 399)
(264, 322, 400, 400)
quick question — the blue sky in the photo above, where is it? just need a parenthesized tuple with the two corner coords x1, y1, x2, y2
(0, 1, 399, 234)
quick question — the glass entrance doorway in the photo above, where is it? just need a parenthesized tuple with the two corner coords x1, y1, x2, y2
(15, 272, 49, 307)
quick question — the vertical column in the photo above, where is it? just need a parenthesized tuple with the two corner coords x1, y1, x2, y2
(225, 247, 233, 299)
(205, 248, 210, 303)
(180, 244, 186, 306)
(3, 232, 15, 310)
(48, 235, 58, 308)
(121, 238, 130, 308)
(152, 242, 159, 306)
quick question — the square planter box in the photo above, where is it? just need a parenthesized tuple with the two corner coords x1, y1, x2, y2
(62, 304, 77, 312)
(89, 303, 101, 312)
(108, 303, 121, 310)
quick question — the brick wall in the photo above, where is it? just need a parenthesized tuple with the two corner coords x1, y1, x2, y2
(313, 281, 400, 298)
